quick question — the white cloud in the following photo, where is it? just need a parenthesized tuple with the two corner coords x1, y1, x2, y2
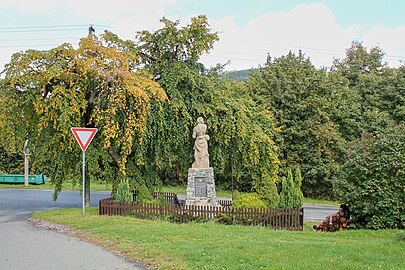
(0, 0, 57, 12)
(202, 3, 363, 70)
(63, 0, 174, 22)
(0, 0, 175, 72)
(1, 1, 404, 72)
(0, 0, 175, 16)
(361, 25, 405, 67)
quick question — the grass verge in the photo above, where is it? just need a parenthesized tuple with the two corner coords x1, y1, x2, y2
(33, 208, 404, 270)
(0, 180, 111, 191)
(303, 197, 340, 206)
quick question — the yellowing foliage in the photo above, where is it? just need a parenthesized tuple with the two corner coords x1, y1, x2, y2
(0, 34, 167, 183)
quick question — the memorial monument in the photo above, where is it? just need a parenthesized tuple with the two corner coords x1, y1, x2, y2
(186, 117, 218, 206)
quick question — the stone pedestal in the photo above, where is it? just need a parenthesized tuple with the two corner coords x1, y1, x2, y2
(186, 167, 217, 206)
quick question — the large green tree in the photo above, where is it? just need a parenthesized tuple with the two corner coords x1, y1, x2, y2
(329, 43, 405, 222)
(332, 42, 404, 133)
(1, 16, 281, 199)
(103, 16, 281, 192)
(337, 124, 405, 229)
(0, 34, 166, 199)
(248, 51, 351, 198)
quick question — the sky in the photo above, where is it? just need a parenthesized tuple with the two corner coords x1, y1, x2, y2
(0, 0, 404, 72)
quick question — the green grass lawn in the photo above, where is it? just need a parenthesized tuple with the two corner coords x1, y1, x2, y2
(0, 180, 111, 191)
(33, 208, 404, 270)
(0, 182, 55, 190)
(303, 197, 340, 206)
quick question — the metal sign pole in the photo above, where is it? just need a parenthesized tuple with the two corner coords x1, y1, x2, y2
(82, 150, 86, 217)
(71, 127, 97, 217)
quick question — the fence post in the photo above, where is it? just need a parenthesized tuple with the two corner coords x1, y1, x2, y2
(300, 207, 304, 230)
(99, 199, 102, 215)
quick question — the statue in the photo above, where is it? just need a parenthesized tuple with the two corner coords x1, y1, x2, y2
(192, 117, 210, 168)
(186, 116, 217, 206)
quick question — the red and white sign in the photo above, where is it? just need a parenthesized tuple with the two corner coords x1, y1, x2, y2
(71, 127, 98, 151)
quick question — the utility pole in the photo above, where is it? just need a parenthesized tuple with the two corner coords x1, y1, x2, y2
(85, 24, 95, 208)
(23, 139, 30, 186)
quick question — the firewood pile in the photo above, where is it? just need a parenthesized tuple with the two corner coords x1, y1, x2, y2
(313, 204, 351, 232)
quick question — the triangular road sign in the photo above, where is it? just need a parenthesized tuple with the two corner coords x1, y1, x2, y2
(71, 127, 98, 151)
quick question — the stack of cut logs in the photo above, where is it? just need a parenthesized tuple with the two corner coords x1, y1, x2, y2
(313, 204, 351, 232)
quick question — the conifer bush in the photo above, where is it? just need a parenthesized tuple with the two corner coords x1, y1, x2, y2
(292, 166, 304, 208)
(136, 184, 154, 203)
(279, 168, 304, 208)
(258, 175, 280, 208)
(279, 172, 294, 208)
(115, 179, 133, 203)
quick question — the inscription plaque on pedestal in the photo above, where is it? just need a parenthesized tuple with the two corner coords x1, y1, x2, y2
(186, 167, 217, 206)
(195, 177, 207, 197)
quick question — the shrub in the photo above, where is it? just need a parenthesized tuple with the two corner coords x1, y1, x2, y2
(337, 125, 405, 229)
(292, 165, 304, 208)
(231, 193, 267, 209)
(258, 175, 280, 208)
(115, 179, 132, 203)
(135, 184, 154, 203)
(232, 190, 240, 200)
(279, 172, 294, 208)
(169, 210, 205, 224)
(154, 195, 170, 206)
(214, 213, 233, 225)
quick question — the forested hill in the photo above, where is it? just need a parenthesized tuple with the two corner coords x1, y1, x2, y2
(223, 69, 252, 81)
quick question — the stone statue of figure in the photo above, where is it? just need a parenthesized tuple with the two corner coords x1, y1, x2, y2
(192, 117, 210, 168)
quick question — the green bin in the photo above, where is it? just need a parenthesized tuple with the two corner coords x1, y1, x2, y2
(0, 173, 46, 185)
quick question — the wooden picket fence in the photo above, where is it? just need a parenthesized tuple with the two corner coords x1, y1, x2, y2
(217, 199, 232, 207)
(99, 197, 303, 231)
(151, 192, 181, 205)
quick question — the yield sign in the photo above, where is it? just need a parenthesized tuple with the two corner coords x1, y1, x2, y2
(71, 127, 98, 151)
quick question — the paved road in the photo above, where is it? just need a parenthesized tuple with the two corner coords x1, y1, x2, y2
(0, 189, 146, 270)
(0, 189, 109, 223)
(302, 203, 340, 221)
(0, 189, 338, 269)
(1, 189, 339, 222)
